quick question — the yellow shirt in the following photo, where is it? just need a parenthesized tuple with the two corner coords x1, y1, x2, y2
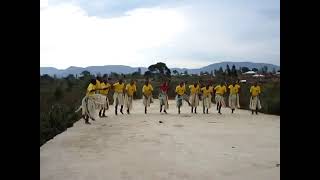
(209, 86, 214, 93)
(201, 87, 212, 97)
(214, 85, 227, 95)
(86, 83, 96, 96)
(176, 85, 186, 96)
(189, 84, 200, 94)
(126, 84, 137, 96)
(95, 80, 101, 93)
(142, 84, 153, 96)
(113, 82, 125, 93)
(228, 84, 240, 95)
(100, 82, 111, 95)
(250, 86, 261, 97)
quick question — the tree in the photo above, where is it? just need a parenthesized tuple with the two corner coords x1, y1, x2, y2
(172, 70, 179, 76)
(148, 62, 171, 78)
(214, 67, 224, 77)
(272, 68, 276, 74)
(103, 74, 108, 79)
(144, 71, 152, 78)
(137, 68, 142, 75)
(132, 72, 140, 77)
(231, 64, 237, 77)
(65, 74, 75, 80)
(184, 70, 188, 75)
(252, 68, 258, 72)
(41, 74, 54, 81)
(110, 72, 119, 78)
(241, 67, 250, 73)
(218, 67, 224, 74)
(226, 64, 231, 76)
(81, 70, 91, 77)
(54, 86, 64, 100)
(210, 70, 214, 76)
(262, 66, 268, 74)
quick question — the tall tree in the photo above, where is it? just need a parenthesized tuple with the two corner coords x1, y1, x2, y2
(226, 65, 231, 76)
(81, 70, 91, 77)
(110, 72, 119, 78)
(144, 71, 152, 78)
(218, 67, 224, 74)
(241, 67, 250, 73)
(252, 68, 258, 72)
(148, 62, 171, 78)
(137, 68, 141, 75)
(262, 66, 268, 73)
(231, 64, 237, 77)
(184, 70, 188, 75)
(172, 70, 179, 76)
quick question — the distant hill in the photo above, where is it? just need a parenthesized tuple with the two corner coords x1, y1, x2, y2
(40, 62, 280, 77)
(171, 62, 280, 74)
(40, 65, 148, 77)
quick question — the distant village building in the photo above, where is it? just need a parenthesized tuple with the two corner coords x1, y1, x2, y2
(242, 71, 256, 75)
(253, 74, 265, 78)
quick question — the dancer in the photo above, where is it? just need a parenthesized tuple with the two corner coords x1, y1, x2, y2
(228, 81, 241, 113)
(175, 82, 187, 114)
(188, 82, 200, 113)
(98, 78, 111, 117)
(83, 78, 97, 124)
(214, 82, 227, 114)
(201, 84, 212, 114)
(249, 82, 262, 115)
(124, 80, 137, 114)
(159, 81, 169, 114)
(112, 79, 125, 115)
(142, 80, 153, 114)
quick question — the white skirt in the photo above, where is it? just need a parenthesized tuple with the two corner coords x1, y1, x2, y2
(113, 92, 124, 106)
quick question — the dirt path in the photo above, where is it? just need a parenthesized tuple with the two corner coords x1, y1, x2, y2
(40, 99, 280, 180)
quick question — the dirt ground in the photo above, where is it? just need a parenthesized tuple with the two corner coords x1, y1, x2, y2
(40, 99, 280, 180)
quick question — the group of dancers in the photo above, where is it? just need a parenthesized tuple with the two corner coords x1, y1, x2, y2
(79, 77, 262, 124)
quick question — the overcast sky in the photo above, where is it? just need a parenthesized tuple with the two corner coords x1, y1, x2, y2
(40, 0, 279, 69)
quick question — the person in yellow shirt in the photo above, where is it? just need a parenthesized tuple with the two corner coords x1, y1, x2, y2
(86, 78, 97, 96)
(82, 79, 97, 124)
(95, 76, 102, 94)
(98, 78, 111, 117)
(189, 82, 200, 114)
(124, 80, 137, 114)
(228, 81, 241, 113)
(112, 79, 125, 115)
(142, 80, 153, 114)
(249, 82, 262, 115)
(201, 84, 213, 114)
(214, 82, 227, 114)
(176, 82, 187, 114)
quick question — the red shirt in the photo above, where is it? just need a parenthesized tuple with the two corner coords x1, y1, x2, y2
(160, 83, 169, 93)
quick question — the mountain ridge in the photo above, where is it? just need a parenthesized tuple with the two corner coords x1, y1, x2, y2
(40, 62, 280, 77)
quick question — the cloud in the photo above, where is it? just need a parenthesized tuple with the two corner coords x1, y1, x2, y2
(41, 2, 186, 68)
(41, 0, 279, 69)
